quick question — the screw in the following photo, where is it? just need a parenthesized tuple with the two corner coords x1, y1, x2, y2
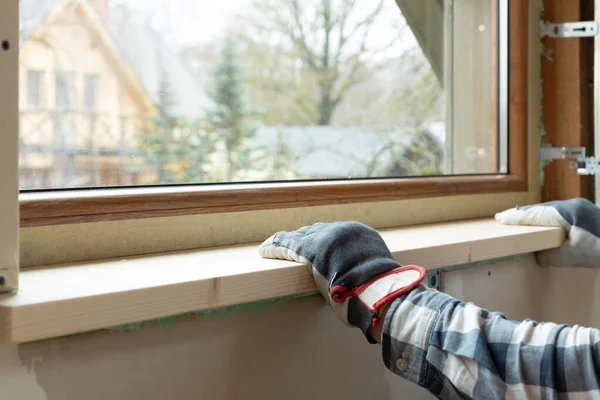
(1, 40, 9, 51)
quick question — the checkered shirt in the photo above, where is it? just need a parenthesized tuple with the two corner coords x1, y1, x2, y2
(382, 284, 600, 399)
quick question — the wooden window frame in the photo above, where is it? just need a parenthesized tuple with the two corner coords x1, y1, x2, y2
(19, 1, 529, 229)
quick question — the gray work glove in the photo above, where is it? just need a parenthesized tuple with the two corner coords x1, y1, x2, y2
(495, 198, 600, 267)
(258, 221, 425, 343)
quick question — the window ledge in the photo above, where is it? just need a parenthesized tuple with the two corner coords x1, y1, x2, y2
(0, 218, 564, 343)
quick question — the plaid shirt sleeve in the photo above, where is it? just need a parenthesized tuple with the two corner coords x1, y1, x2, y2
(381, 284, 600, 399)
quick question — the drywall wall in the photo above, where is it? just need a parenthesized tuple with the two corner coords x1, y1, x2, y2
(444, 255, 600, 328)
(444, 255, 546, 320)
(1, 256, 597, 400)
(535, 266, 600, 327)
(13, 295, 433, 400)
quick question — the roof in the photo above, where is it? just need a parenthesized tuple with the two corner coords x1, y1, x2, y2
(19, 0, 209, 119)
(251, 124, 445, 178)
(19, 0, 57, 44)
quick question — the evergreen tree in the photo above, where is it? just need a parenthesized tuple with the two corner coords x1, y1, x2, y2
(175, 119, 216, 183)
(208, 35, 258, 180)
(142, 73, 180, 184)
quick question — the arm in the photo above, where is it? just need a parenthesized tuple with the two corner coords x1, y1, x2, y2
(259, 204, 600, 399)
(496, 198, 600, 268)
(373, 284, 600, 398)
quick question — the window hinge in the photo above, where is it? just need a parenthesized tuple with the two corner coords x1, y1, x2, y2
(540, 146, 600, 175)
(540, 21, 598, 38)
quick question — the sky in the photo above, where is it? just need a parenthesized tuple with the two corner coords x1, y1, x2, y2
(111, 0, 416, 54)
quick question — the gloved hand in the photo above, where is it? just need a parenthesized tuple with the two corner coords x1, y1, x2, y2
(258, 221, 425, 343)
(495, 198, 600, 267)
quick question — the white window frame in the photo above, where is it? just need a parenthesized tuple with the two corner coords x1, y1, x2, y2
(0, 0, 20, 291)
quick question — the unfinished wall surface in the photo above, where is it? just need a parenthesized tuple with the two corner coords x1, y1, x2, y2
(444, 255, 546, 321)
(2, 256, 599, 399)
(536, 266, 600, 327)
(445, 255, 600, 328)
(4, 295, 433, 400)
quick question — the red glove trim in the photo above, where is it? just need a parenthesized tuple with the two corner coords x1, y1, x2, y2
(329, 265, 426, 311)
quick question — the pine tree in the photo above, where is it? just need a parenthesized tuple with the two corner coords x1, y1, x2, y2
(175, 119, 216, 183)
(142, 73, 180, 184)
(208, 35, 258, 180)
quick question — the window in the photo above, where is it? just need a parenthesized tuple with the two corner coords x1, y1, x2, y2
(26, 70, 44, 110)
(17, 0, 528, 230)
(83, 74, 98, 113)
(54, 71, 74, 111)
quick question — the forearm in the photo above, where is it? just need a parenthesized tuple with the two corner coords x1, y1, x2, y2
(379, 284, 600, 398)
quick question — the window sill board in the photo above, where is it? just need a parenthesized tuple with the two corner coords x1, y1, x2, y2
(0, 218, 564, 343)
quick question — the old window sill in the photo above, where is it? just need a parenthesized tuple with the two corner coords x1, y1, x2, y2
(0, 218, 564, 344)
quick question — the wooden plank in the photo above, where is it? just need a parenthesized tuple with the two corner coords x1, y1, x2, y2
(541, 0, 594, 201)
(0, 218, 564, 343)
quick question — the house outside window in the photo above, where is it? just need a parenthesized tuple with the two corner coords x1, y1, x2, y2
(55, 71, 74, 111)
(26, 70, 44, 110)
(84, 74, 99, 113)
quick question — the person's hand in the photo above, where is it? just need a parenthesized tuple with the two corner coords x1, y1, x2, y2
(258, 221, 425, 343)
(495, 198, 600, 267)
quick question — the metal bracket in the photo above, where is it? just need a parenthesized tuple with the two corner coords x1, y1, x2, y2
(540, 146, 600, 175)
(425, 269, 442, 292)
(541, 21, 599, 38)
(540, 146, 586, 161)
(573, 157, 600, 175)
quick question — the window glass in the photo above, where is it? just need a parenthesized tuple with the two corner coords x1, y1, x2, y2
(83, 74, 99, 113)
(18, 0, 503, 189)
(26, 70, 44, 109)
(54, 71, 74, 111)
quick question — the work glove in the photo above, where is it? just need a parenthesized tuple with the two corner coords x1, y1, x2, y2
(258, 221, 425, 343)
(495, 198, 600, 268)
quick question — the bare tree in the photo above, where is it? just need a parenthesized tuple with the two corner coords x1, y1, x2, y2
(236, 0, 399, 126)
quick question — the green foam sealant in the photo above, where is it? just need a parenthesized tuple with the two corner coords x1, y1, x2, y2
(108, 291, 319, 333)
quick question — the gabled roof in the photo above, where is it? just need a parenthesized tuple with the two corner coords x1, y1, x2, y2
(19, 0, 210, 119)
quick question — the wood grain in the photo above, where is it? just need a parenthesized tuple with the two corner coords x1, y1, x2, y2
(19, 2, 529, 228)
(0, 218, 564, 343)
(508, 0, 528, 186)
(20, 175, 527, 227)
(540, 0, 594, 201)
